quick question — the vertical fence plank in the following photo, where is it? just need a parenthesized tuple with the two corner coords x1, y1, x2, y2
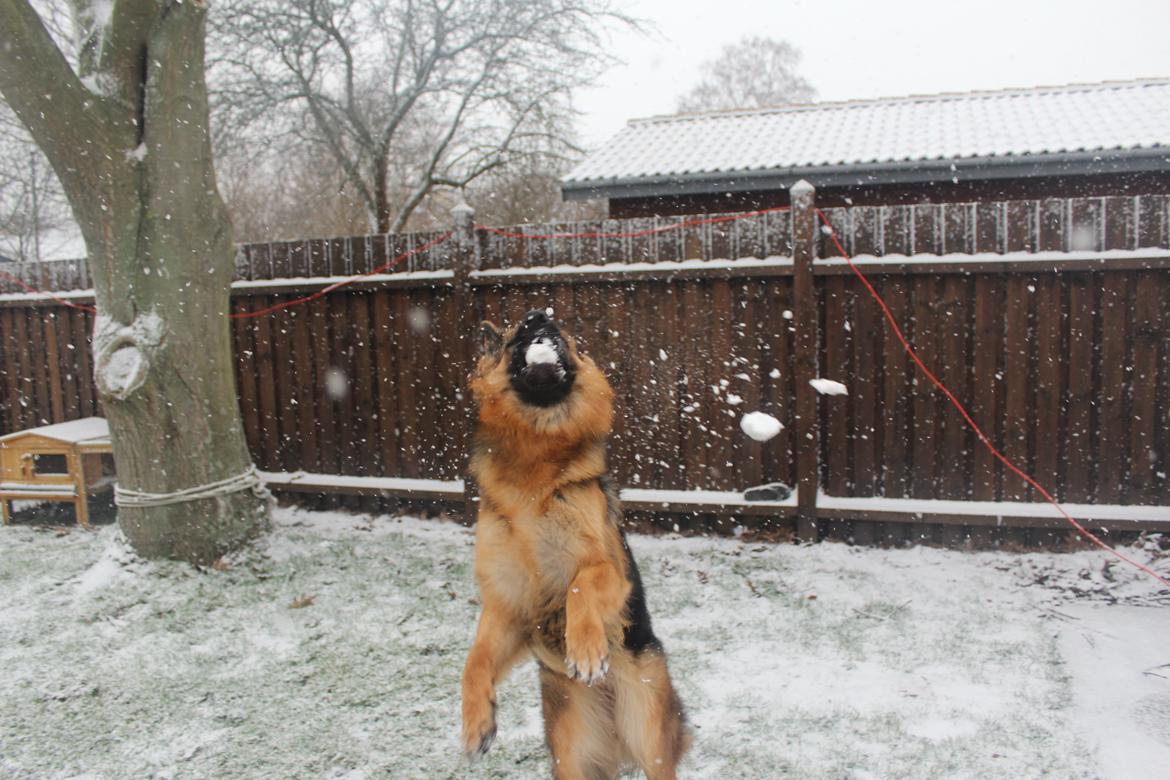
(1096, 274, 1131, 503)
(707, 280, 734, 490)
(232, 304, 261, 460)
(392, 292, 419, 478)
(1129, 272, 1162, 504)
(271, 309, 300, 472)
(310, 297, 339, 476)
(1001, 277, 1032, 502)
(253, 296, 281, 471)
(822, 276, 850, 498)
(348, 294, 376, 477)
(0, 311, 20, 432)
(290, 307, 319, 475)
(373, 291, 399, 479)
(879, 276, 911, 542)
(42, 312, 65, 423)
(910, 276, 939, 500)
(656, 282, 684, 490)
(791, 181, 819, 540)
(1063, 275, 1095, 503)
(971, 276, 1003, 501)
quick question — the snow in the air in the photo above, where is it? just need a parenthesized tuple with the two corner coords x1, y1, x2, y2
(739, 411, 783, 441)
(324, 368, 349, 400)
(809, 378, 849, 396)
(525, 339, 559, 366)
(1, 507, 1167, 779)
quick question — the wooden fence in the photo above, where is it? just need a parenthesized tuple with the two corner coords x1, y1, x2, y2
(1, 189, 1168, 543)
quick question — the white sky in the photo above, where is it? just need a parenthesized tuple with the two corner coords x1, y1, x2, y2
(575, 0, 1170, 146)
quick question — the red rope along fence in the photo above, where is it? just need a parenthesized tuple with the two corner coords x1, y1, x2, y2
(815, 207, 1170, 591)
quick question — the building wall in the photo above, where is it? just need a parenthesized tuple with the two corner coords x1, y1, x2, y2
(607, 171, 1170, 218)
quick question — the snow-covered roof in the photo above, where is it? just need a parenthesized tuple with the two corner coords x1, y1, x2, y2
(563, 78, 1170, 199)
(0, 417, 110, 445)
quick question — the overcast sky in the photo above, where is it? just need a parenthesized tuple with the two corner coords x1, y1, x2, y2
(575, 0, 1170, 146)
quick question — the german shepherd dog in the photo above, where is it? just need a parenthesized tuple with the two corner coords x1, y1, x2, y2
(461, 309, 690, 779)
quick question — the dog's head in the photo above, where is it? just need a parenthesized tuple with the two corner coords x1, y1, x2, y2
(471, 309, 612, 438)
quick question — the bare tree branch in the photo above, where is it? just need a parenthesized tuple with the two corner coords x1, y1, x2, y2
(210, 0, 640, 233)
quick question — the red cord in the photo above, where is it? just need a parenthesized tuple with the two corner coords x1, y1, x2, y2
(815, 208, 1170, 591)
(229, 232, 453, 320)
(0, 268, 97, 313)
(476, 204, 790, 240)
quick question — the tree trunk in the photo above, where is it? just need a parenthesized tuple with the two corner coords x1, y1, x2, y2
(97, 5, 269, 563)
(0, 1, 269, 564)
(373, 155, 392, 234)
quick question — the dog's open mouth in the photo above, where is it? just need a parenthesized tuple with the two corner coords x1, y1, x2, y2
(508, 309, 576, 407)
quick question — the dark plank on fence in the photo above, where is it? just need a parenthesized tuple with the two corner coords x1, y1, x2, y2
(42, 312, 65, 423)
(252, 296, 281, 471)
(232, 300, 262, 458)
(910, 275, 939, 499)
(971, 276, 1002, 501)
(1096, 273, 1131, 503)
(309, 297, 339, 476)
(1129, 273, 1162, 504)
(1002, 276, 1032, 502)
(1064, 275, 1095, 504)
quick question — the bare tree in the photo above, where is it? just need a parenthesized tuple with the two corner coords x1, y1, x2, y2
(0, 0, 269, 563)
(211, 0, 634, 234)
(464, 159, 607, 226)
(676, 36, 816, 113)
(218, 145, 371, 242)
(0, 104, 80, 261)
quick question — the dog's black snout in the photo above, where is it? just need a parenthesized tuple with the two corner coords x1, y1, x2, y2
(524, 309, 550, 327)
(516, 309, 559, 345)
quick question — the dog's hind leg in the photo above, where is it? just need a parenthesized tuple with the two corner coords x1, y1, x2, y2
(612, 651, 690, 780)
(540, 667, 622, 780)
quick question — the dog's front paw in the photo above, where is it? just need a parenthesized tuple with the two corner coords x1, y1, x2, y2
(462, 696, 497, 759)
(564, 621, 609, 685)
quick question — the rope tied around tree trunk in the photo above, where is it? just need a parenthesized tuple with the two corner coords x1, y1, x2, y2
(114, 465, 272, 508)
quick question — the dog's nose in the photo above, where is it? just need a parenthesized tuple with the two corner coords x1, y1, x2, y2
(524, 309, 550, 326)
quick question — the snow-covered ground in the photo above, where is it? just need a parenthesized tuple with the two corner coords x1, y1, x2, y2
(1, 507, 1167, 779)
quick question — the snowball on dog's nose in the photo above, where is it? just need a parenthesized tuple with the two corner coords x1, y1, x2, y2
(525, 338, 559, 366)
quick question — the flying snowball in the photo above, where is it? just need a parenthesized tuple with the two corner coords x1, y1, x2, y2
(740, 411, 783, 442)
(809, 378, 848, 396)
(525, 338, 559, 366)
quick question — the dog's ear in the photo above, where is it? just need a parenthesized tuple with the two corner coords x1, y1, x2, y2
(477, 321, 504, 358)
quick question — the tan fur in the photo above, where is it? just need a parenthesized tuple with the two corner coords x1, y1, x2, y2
(461, 318, 690, 779)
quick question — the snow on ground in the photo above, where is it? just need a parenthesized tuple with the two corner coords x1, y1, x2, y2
(1, 507, 1167, 779)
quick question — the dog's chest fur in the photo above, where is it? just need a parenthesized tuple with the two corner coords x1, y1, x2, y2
(475, 506, 581, 619)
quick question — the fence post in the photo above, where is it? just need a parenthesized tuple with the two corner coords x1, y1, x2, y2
(451, 201, 479, 525)
(791, 180, 819, 542)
